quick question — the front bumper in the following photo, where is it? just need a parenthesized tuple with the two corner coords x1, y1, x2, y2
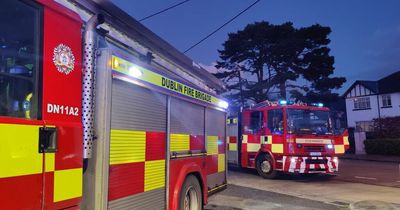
(282, 156, 338, 174)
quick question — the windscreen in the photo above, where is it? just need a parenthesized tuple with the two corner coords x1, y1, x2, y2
(287, 109, 331, 135)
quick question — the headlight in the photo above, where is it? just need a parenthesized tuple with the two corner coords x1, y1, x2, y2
(327, 144, 333, 149)
(333, 157, 339, 163)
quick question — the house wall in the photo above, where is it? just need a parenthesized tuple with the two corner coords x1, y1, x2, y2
(379, 92, 400, 117)
(346, 95, 379, 128)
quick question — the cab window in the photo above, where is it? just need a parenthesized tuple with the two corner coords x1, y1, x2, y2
(0, 0, 41, 119)
(268, 109, 283, 134)
(249, 111, 263, 133)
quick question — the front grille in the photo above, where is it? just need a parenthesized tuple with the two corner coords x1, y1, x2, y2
(304, 146, 325, 152)
(305, 159, 328, 164)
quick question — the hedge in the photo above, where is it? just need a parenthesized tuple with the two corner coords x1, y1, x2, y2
(364, 139, 400, 156)
(372, 116, 400, 138)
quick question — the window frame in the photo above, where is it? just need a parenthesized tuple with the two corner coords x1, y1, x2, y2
(0, 0, 43, 120)
(353, 97, 371, 110)
(267, 108, 284, 134)
(381, 94, 392, 108)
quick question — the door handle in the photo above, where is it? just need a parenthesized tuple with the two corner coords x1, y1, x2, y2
(39, 127, 58, 153)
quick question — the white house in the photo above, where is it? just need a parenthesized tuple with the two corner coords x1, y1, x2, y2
(344, 71, 400, 131)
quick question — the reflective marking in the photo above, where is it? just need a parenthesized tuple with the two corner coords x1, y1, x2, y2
(54, 168, 83, 202)
(170, 134, 190, 152)
(110, 130, 146, 165)
(207, 136, 218, 155)
(0, 124, 42, 178)
(145, 160, 165, 192)
(354, 176, 377, 180)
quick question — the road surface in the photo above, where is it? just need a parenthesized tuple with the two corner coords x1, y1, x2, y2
(206, 159, 400, 209)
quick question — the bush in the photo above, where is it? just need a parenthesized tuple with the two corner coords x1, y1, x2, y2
(364, 139, 400, 156)
(372, 116, 400, 138)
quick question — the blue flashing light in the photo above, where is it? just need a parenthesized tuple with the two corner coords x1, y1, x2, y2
(311, 102, 324, 107)
(279, 100, 287, 105)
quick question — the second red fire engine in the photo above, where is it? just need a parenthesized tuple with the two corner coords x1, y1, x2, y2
(227, 100, 349, 178)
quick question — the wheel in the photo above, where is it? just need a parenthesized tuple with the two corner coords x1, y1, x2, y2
(256, 153, 278, 179)
(179, 175, 202, 210)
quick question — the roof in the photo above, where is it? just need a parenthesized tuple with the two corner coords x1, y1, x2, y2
(343, 71, 400, 97)
(68, 0, 225, 92)
(377, 71, 400, 94)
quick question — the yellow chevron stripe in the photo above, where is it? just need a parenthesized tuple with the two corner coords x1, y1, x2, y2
(54, 168, 82, 202)
(335, 145, 345, 154)
(271, 144, 283, 153)
(247, 143, 260, 152)
(228, 143, 237, 151)
(0, 123, 42, 178)
(110, 130, 146, 165)
(45, 153, 55, 172)
(218, 154, 225, 172)
(344, 136, 349, 145)
(242, 135, 248, 143)
(170, 134, 190, 152)
(207, 136, 218, 155)
(145, 160, 166, 191)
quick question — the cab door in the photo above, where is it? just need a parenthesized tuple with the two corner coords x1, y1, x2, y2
(40, 1, 84, 209)
(0, 1, 45, 209)
(266, 109, 285, 155)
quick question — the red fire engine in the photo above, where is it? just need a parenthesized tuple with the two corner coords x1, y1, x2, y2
(227, 100, 349, 178)
(0, 0, 227, 209)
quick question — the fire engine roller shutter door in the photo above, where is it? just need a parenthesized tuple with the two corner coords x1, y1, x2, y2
(170, 97, 205, 153)
(227, 120, 239, 164)
(206, 108, 226, 190)
(108, 79, 167, 210)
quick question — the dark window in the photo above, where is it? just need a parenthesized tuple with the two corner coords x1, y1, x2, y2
(353, 97, 370, 110)
(0, 0, 41, 119)
(267, 109, 283, 134)
(382, 95, 392, 107)
(249, 111, 263, 132)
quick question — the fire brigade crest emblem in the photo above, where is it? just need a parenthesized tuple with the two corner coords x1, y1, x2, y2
(53, 44, 75, 75)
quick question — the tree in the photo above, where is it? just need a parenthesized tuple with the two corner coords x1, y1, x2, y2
(215, 21, 346, 107)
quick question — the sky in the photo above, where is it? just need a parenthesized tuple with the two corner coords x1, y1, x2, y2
(112, 0, 400, 93)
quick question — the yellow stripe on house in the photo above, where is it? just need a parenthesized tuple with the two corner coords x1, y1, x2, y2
(110, 130, 146, 165)
(54, 168, 82, 202)
(335, 145, 345, 154)
(145, 160, 166, 191)
(218, 154, 225, 172)
(0, 123, 42, 178)
(207, 136, 218, 155)
(170, 134, 190, 152)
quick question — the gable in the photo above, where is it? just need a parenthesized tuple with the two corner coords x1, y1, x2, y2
(345, 84, 376, 98)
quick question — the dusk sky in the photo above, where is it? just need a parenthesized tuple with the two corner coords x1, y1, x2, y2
(112, 0, 400, 93)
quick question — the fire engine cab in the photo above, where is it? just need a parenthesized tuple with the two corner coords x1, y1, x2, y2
(0, 0, 227, 209)
(227, 100, 349, 178)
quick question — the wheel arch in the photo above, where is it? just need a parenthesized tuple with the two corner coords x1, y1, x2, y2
(255, 149, 276, 169)
(170, 162, 207, 210)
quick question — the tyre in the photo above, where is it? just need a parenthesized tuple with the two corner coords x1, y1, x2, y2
(256, 153, 278, 179)
(179, 175, 202, 210)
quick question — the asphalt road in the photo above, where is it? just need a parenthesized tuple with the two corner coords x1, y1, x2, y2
(336, 158, 400, 187)
(205, 184, 339, 210)
(205, 159, 400, 210)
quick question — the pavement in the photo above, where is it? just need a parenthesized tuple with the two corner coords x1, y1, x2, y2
(341, 153, 400, 163)
(205, 184, 340, 210)
(212, 167, 400, 210)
